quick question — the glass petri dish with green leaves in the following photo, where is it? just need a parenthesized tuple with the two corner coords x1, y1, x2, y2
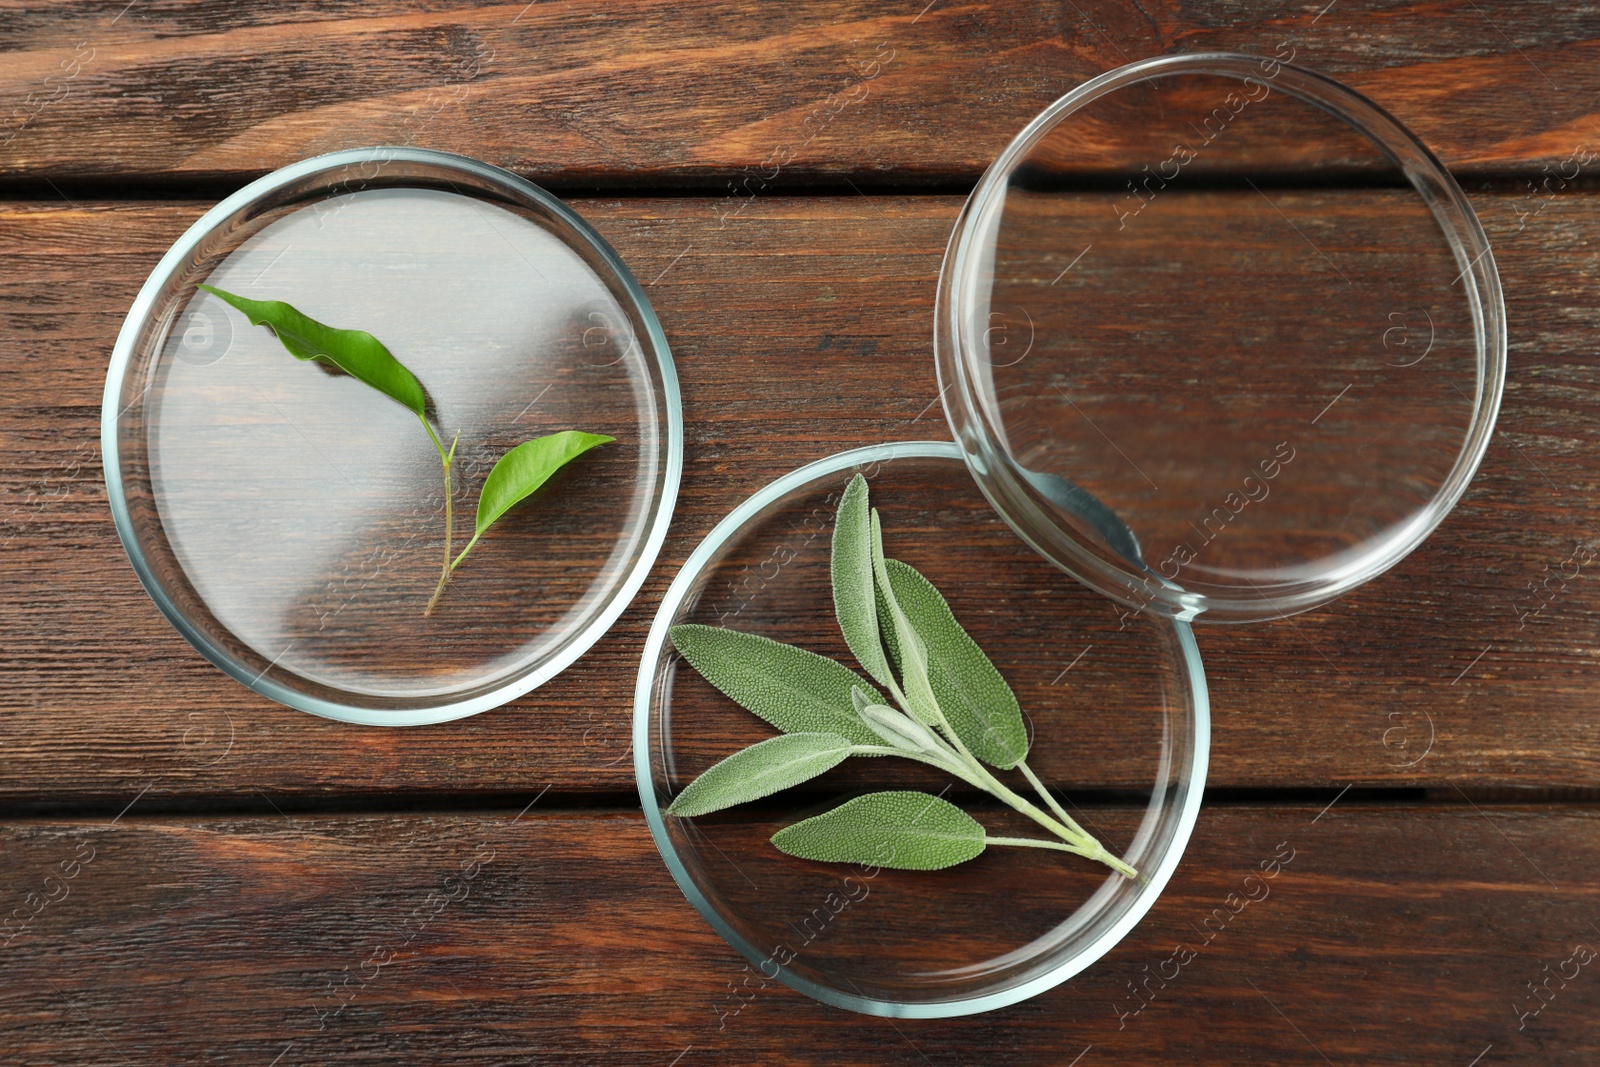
(635, 443, 1207, 1016)
(104, 147, 682, 725)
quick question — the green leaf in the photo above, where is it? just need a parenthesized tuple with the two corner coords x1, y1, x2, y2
(669, 625, 882, 746)
(852, 686, 942, 755)
(472, 430, 613, 538)
(881, 559, 1029, 769)
(667, 732, 855, 818)
(831, 473, 893, 687)
(771, 791, 987, 871)
(870, 509, 941, 726)
(197, 285, 427, 415)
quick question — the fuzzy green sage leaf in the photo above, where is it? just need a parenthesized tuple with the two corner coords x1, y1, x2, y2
(851, 686, 941, 755)
(669, 625, 883, 746)
(880, 558, 1029, 769)
(771, 790, 986, 871)
(832, 473, 894, 688)
(667, 732, 855, 818)
(197, 285, 427, 415)
(870, 509, 941, 726)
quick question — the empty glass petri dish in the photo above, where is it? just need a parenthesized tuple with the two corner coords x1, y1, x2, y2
(937, 53, 1506, 622)
(635, 443, 1207, 1016)
(104, 148, 681, 725)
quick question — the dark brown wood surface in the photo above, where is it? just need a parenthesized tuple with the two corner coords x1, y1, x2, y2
(2, 804, 1597, 1064)
(3, 1, 1600, 187)
(3, 0, 1598, 1063)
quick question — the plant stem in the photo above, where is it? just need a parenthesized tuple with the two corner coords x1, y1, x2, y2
(985, 775, 1139, 879)
(989, 836, 1140, 879)
(850, 745, 989, 789)
(885, 688, 1137, 879)
(856, 738, 1137, 875)
(450, 530, 481, 571)
(420, 417, 458, 617)
(419, 415, 449, 465)
(975, 764, 1089, 847)
(1017, 759, 1095, 843)
(919, 704, 1087, 846)
(986, 836, 1098, 860)
(870, 586, 1136, 878)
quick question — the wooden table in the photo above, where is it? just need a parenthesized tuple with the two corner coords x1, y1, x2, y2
(3, 3, 1598, 1063)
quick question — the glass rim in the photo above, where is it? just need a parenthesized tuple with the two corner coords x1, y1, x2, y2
(632, 441, 1211, 1017)
(101, 145, 684, 726)
(937, 52, 1508, 623)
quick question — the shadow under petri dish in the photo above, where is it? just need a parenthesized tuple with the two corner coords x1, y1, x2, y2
(140, 185, 665, 710)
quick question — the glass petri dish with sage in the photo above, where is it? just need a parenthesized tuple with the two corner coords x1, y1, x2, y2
(635, 443, 1207, 1017)
(103, 147, 682, 725)
(937, 53, 1506, 623)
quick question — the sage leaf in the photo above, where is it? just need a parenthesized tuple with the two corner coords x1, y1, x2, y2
(831, 473, 893, 687)
(668, 732, 856, 818)
(771, 791, 987, 871)
(669, 625, 882, 746)
(852, 687, 941, 755)
(879, 558, 1029, 769)
(197, 285, 427, 415)
(473, 430, 613, 540)
(870, 509, 941, 726)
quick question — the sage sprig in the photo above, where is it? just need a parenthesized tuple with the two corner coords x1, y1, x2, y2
(667, 473, 1138, 880)
(198, 285, 611, 615)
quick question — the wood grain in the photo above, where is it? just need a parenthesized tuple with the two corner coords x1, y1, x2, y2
(4, 3, 1598, 1060)
(0, 804, 1595, 1064)
(1, 1, 1598, 186)
(0, 192, 1596, 803)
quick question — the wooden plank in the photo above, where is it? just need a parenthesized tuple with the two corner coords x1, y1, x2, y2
(0, 192, 1595, 802)
(1, 1, 1598, 185)
(0, 804, 1595, 1062)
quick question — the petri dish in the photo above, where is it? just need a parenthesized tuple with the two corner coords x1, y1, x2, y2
(103, 147, 682, 725)
(937, 53, 1506, 623)
(635, 443, 1207, 1016)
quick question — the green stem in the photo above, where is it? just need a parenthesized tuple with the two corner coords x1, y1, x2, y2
(989, 775, 1138, 879)
(915, 701, 1090, 848)
(1017, 759, 1095, 843)
(977, 765, 1089, 847)
(989, 836, 1139, 879)
(849, 745, 989, 789)
(888, 687, 1137, 879)
(450, 530, 481, 572)
(421, 417, 458, 617)
(419, 414, 450, 464)
(871, 581, 1136, 878)
(986, 836, 1098, 860)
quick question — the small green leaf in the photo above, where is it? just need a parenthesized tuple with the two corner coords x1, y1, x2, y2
(197, 285, 427, 415)
(667, 732, 855, 818)
(771, 791, 987, 871)
(852, 686, 942, 755)
(881, 558, 1029, 769)
(669, 625, 882, 746)
(870, 509, 941, 726)
(474, 430, 613, 538)
(832, 473, 893, 687)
